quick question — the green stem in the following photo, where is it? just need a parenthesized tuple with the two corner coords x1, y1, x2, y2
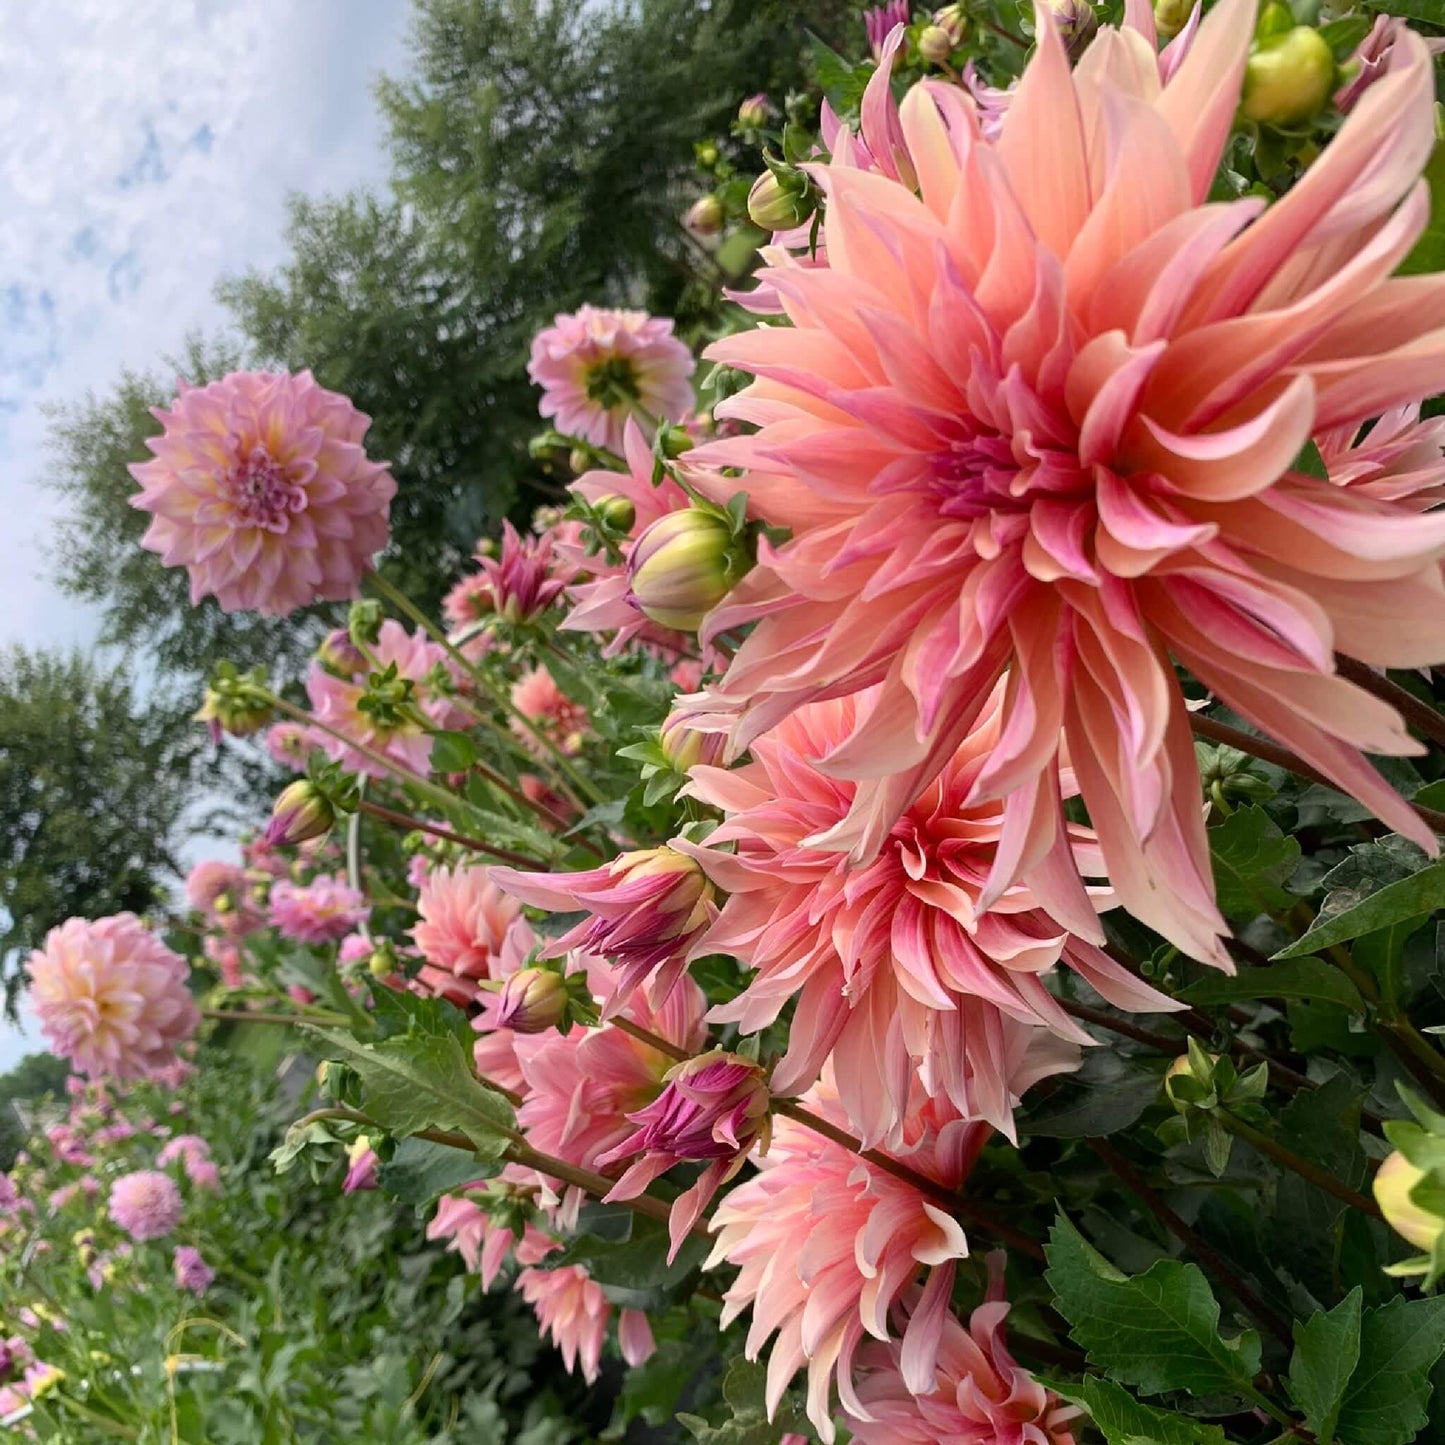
(355, 798, 549, 870)
(1217, 1109, 1381, 1219)
(202, 1008, 348, 1028)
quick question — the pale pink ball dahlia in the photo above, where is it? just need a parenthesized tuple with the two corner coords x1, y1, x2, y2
(528, 306, 695, 454)
(410, 863, 536, 1009)
(844, 1257, 1080, 1445)
(707, 1074, 988, 1439)
(107, 1170, 183, 1242)
(26, 915, 199, 1082)
(687, 1, 1445, 971)
(307, 619, 469, 779)
(516, 1263, 655, 1382)
(684, 691, 1161, 1144)
(269, 875, 368, 945)
(184, 859, 263, 937)
(263, 721, 322, 771)
(129, 369, 396, 616)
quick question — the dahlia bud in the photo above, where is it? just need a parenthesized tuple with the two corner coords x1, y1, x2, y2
(263, 779, 336, 849)
(1043, 0, 1097, 58)
(1153, 0, 1190, 37)
(737, 93, 770, 129)
(593, 493, 637, 533)
(492, 967, 569, 1034)
(918, 25, 955, 64)
(368, 938, 399, 980)
(567, 447, 591, 474)
(1241, 26, 1336, 128)
(317, 627, 367, 679)
(1377, 1150, 1444, 1253)
(747, 169, 814, 232)
(932, 3, 966, 42)
(684, 194, 725, 237)
(348, 598, 385, 648)
(659, 707, 728, 773)
(342, 1136, 380, 1194)
(627, 509, 747, 631)
(194, 668, 272, 742)
(695, 139, 720, 170)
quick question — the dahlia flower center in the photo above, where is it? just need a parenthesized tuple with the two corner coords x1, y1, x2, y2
(583, 357, 641, 409)
(225, 446, 308, 531)
(931, 434, 1089, 518)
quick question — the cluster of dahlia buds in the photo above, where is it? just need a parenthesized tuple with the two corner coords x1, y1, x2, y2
(918, 5, 966, 64)
(627, 502, 753, 633)
(1159, 1042, 1268, 1176)
(486, 964, 598, 1035)
(1195, 742, 1273, 815)
(348, 598, 385, 649)
(1375, 1088, 1445, 1285)
(195, 662, 273, 742)
(1241, 5, 1340, 127)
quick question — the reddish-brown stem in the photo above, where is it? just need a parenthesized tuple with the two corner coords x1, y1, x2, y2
(356, 799, 547, 870)
(1059, 997, 1184, 1053)
(1218, 1109, 1381, 1219)
(1334, 655, 1445, 751)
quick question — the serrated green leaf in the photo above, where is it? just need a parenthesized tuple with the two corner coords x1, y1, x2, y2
(1275, 861, 1445, 959)
(1178, 957, 1365, 1011)
(1287, 1288, 1363, 1444)
(1209, 805, 1302, 918)
(679, 1358, 809, 1445)
(1335, 1296, 1445, 1445)
(554, 1211, 708, 1310)
(300, 1024, 515, 1157)
(429, 728, 479, 773)
(1045, 1215, 1263, 1400)
(806, 31, 872, 121)
(1045, 1376, 1230, 1445)
(375, 1137, 497, 1211)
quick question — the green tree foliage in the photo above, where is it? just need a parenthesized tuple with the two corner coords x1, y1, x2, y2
(0, 1051, 69, 1170)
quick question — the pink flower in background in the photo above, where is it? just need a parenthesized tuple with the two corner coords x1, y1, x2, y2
(270, 875, 368, 945)
(307, 619, 468, 778)
(172, 1246, 215, 1296)
(27, 915, 199, 1082)
(509, 665, 589, 758)
(1335, 16, 1445, 112)
(185, 860, 262, 936)
(864, 0, 909, 59)
(707, 1074, 989, 1439)
(263, 721, 320, 771)
(129, 369, 396, 616)
(203, 936, 246, 990)
(685, 692, 1162, 1143)
(687, 1, 1445, 969)
(410, 864, 535, 1009)
(186, 1159, 221, 1193)
(1317, 406, 1445, 511)
(108, 1170, 183, 1242)
(528, 306, 695, 453)
(427, 1192, 554, 1288)
(493, 847, 715, 1013)
(517, 1263, 654, 1382)
(469, 522, 568, 625)
(598, 1051, 771, 1259)
(157, 1135, 210, 1169)
(845, 1257, 1080, 1445)
(339, 932, 373, 967)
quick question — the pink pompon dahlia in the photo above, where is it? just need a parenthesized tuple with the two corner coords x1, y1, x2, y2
(129, 369, 396, 616)
(492, 847, 716, 1014)
(410, 863, 536, 1009)
(263, 721, 321, 771)
(708, 1074, 988, 1439)
(185, 859, 263, 936)
(26, 915, 199, 1082)
(598, 1051, 772, 1260)
(509, 665, 589, 759)
(686, 0, 1445, 972)
(108, 1170, 183, 1242)
(307, 618, 468, 779)
(269, 875, 368, 945)
(172, 1246, 215, 1296)
(684, 691, 1162, 1144)
(560, 419, 700, 658)
(844, 1255, 1081, 1445)
(528, 306, 695, 454)
(517, 1263, 655, 1382)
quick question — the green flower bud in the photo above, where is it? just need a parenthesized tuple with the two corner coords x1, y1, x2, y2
(1241, 26, 1336, 128)
(1153, 0, 1191, 38)
(684, 194, 726, 237)
(918, 24, 955, 64)
(747, 169, 814, 232)
(627, 509, 747, 631)
(593, 493, 637, 533)
(349, 598, 384, 648)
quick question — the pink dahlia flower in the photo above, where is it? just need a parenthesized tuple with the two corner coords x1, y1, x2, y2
(560, 420, 700, 658)
(513, 977, 707, 1224)
(516, 1263, 655, 1382)
(427, 1191, 554, 1288)
(172, 1246, 215, 1296)
(186, 1159, 221, 1193)
(263, 721, 321, 771)
(492, 847, 716, 1013)
(129, 369, 396, 616)
(1318, 406, 1445, 510)
(307, 619, 468, 778)
(708, 1075, 989, 1439)
(864, 0, 910, 59)
(107, 1170, 183, 1242)
(468, 521, 568, 625)
(845, 1257, 1080, 1445)
(26, 915, 199, 1082)
(598, 1051, 772, 1260)
(684, 691, 1163, 1143)
(410, 864, 536, 1009)
(686, 1, 1445, 970)
(269, 875, 368, 945)
(157, 1135, 209, 1169)
(528, 306, 695, 454)
(509, 665, 589, 759)
(184, 859, 263, 936)
(203, 936, 246, 989)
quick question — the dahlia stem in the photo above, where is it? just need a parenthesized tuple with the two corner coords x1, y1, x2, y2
(1058, 998, 1185, 1053)
(1085, 1137, 1293, 1347)
(355, 798, 549, 870)
(203, 1008, 349, 1028)
(1334, 655, 1445, 751)
(1189, 715, 1445, 835)
(1215, 1109, 1381, 1219)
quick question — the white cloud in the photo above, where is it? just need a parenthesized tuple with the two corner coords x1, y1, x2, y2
(0, 0, 410, 649)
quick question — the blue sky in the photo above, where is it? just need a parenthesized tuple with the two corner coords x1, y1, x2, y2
(0, 0, 411, 1067)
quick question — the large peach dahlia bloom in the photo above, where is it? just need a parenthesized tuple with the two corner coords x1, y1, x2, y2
(689, 1, 1445, 967)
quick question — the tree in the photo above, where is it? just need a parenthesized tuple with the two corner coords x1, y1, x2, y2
(0, 648, 207, 999)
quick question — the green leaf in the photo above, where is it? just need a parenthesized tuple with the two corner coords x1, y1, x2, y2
(1208, 805, 1302, 917)
(1287, 1288, 1363, 1444)
(1020, 1052, 1162, 1138)
(555, 1211, 709, 1310)
(429, 729, 479, 773)
(806, 31, 872, 120)
(1178, 957, 1365, 1012)
(300, 1024, 515, 1158)
(1291, 438, 1331, 481)
(1045, 1215, 1263, 1400)
(1335, 1296, 1445, 1445)
(679, 1358, 809, 1445)
(1400, 137, 1445, 277)
(1274, 861, 1445, 958)
(1046, 1376, 1229, 1445)
(1317, 15, 1372, 60)
(375, 1137, 497, 1211)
